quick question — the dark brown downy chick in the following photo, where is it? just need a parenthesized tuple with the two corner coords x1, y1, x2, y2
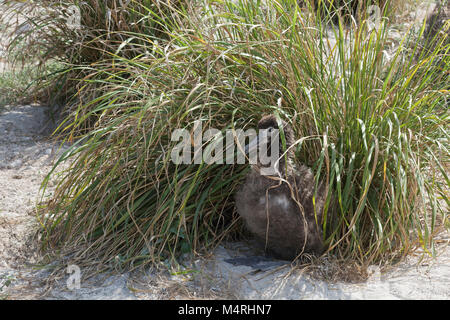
(235, 115, 329, 260)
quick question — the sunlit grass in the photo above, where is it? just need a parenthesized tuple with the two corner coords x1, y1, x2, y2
(2, 0, 448, 272)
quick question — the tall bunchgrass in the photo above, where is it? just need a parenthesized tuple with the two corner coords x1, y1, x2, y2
(1, 0, 187, 116)
(5, 0, 447, 272)
(0, 65, 38, 108)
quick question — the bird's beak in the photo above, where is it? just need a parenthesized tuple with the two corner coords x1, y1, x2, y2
(244, 130, 270, 155)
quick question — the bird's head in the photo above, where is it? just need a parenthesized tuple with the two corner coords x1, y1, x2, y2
(244, 114, 295, 176)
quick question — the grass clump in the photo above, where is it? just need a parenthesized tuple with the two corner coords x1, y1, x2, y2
(0, 66, 38, 108)
(4, 0, 447, 272)
(1, 0, 186, 116)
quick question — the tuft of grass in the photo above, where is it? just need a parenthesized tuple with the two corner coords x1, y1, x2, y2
(0, 61, 66, 109)
(0, 274, 15, 300)
(0, 66, 35, 108)
(1, 0, 187, 116)
(4, 0, 448, 272)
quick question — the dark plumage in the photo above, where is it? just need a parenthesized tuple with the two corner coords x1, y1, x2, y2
(235, 115, 328, 260)
(422, 1, 450, 56)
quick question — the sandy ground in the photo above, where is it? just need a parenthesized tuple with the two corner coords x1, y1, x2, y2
(0, 0, 449, 300)
(0, 102, 448, 301)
